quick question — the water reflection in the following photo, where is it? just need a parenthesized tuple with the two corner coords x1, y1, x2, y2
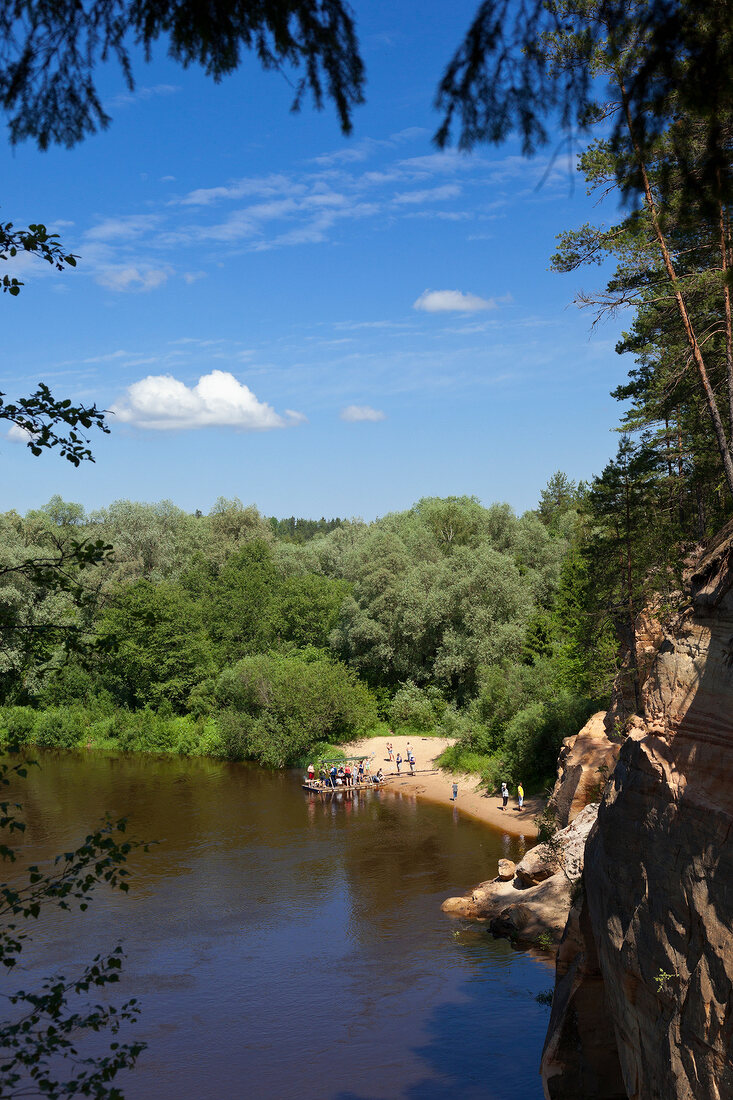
(6, 752, 548, 1100)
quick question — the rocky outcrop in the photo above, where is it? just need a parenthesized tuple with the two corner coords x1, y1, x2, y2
(497, 858, 515, 881)
(442, 804, 598, 945)
(541, 520, 733, 1100)
(549, 711, 621, 827)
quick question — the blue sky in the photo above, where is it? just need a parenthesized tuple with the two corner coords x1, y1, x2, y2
(0, 1, 628, 520)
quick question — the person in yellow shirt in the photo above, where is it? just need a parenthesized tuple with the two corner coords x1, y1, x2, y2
(517, 783, 524, 812)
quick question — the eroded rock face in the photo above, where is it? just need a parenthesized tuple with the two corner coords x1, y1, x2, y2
(442, 805, 598, 945)
(550, 711, 621, 828)
(542, 520, 733, 1100)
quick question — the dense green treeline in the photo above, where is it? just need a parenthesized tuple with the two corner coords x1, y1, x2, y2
(3, 451, 730, 789)
(0, 490, 612, 787)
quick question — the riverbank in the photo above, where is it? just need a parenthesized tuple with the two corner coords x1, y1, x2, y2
(339, 735, 542, 838)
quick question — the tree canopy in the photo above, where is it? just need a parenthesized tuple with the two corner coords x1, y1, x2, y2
(435, 0, 733, 203)
(0, 0, 365, 149)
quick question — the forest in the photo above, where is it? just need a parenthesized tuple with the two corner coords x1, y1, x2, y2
(0, 489, 586, 785)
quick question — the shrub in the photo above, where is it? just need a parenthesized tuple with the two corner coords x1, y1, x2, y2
(214, 649, 378, 766)
(113, 709, 177, 753)
(390, 682, 444, 731)
(435, 743, 491, 775)
(437, 704, 483, 742)
(36, 663, 99, 707)
(480, 754, 513, 793)
(34, 707, 86, 749)
(503, 694, 596, 784)
(0, 707, 37, 749)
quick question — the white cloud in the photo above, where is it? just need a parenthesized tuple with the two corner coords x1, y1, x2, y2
(177, 174, 300, 207)
(7, 423, 35, 443)
(413, 289, 498, 313)
(310, 137, 387, 166)
(311, 128, 427, 168)
(393, 184, 461, 205)
(390, 126, 429, 143)
(111, 370, 292, 431)
(403, 210, 472, 222)
(53, 132, 575, 290)
(96, 266, 170, 292)
(340, 405, 386, 422)
(334, 320, 413, 331)
(86, 215, 160, 241)
(105, 84, 180, 110)
(396, 151, 469, 177)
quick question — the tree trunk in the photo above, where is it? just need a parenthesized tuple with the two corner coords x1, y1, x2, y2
(623, 474, 641, 714)
(695, 480, 706, 540)
(676, 410, 686, 529)
(718, 195, 733, 440)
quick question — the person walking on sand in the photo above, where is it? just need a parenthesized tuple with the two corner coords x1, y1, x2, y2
(387, 738, 394, 762)
(396, 752, 402, 774)
(408, 750, 415, 775)
(501, 782, 508, 811)
(517, 783, 524, 812)
(452, 781, 458, 801)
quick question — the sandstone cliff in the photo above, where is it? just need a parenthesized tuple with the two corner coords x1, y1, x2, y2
(550, 710, 621, 828)
(541, 520, 733, 1100)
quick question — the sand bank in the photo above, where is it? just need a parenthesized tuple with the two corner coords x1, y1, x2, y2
(337, 734, 542, 839)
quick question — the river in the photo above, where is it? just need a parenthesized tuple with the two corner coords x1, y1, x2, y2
(6, 751, 552, 1099)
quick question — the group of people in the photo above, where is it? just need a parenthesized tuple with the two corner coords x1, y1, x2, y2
(500, 781, 524, 811)
(305, 761, 385, 788)
(305, 738, 419, 791)
(386, 738, 416, 775)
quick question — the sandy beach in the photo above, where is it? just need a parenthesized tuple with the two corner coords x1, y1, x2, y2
(338, 734, 542, 838)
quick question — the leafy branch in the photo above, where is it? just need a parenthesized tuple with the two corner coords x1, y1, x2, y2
(0, 761, 149, 1097)
(0, 384, 109, 467)
(0, 219, 78, 296)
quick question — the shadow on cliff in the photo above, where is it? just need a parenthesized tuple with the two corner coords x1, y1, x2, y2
(332, 933, 550, 1100)
(563, 521, 733, 1100)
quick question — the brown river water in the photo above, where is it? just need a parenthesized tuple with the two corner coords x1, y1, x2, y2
(6, 751, 551, 1099)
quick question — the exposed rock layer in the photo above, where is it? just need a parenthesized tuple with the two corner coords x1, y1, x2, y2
(441, 804, 597, 945)
(549, 710, 621, 828)
(542, 520, 733, 1100)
